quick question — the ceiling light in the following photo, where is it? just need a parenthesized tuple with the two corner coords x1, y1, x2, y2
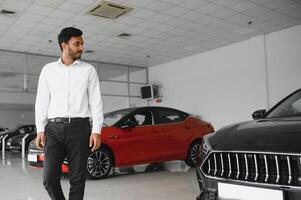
(117, 33, 132, 39)
(84, 50, 95, 53)
(0, 9, 16, 15)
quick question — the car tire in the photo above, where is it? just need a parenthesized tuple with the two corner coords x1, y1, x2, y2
(186, 140, 201, 167)
(196, 191, 216, 200)
(86, 147, 113, 180)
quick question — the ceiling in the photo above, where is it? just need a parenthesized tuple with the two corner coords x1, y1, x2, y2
(0, 0, 300, 67)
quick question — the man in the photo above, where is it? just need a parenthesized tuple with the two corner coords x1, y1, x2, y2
(35, 27, 103, 200)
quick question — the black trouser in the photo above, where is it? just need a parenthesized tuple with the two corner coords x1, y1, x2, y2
(43, 119, 90, 200)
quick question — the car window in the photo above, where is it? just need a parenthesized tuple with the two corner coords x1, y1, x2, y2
(104, 108, 135, 126)
(157, 109, 186, 124)
(18, 127, 26, 134)
(27, 126, 36, 133)
(267, 90, 301, 118)
(132, 111, 153, 126)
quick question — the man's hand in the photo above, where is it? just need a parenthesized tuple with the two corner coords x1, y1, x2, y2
(35, 132, 46, 150)
(89, 133, 101, 152)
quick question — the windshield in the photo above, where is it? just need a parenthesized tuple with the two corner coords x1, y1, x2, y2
(266, 90, 301, 118)
(103, 108, 135, 127)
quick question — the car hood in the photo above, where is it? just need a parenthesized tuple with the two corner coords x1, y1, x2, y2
(209, 116, 301, 153)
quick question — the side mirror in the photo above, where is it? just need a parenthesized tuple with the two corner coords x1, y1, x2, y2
(252, 109, 266, 120)
(120, 120, 137, 129)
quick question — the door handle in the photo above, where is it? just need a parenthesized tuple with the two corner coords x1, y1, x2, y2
(152, 130, 159, 133)
(108, 135, 118, 139)
(184, 125, 190, 129)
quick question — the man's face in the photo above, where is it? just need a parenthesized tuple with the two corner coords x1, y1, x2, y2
(64, 36, 84, 60)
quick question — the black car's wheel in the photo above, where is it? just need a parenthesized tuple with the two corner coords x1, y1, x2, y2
(196, 191, 216, 200)
(86, 148, 113, 180)
(186, 140, 201, 167)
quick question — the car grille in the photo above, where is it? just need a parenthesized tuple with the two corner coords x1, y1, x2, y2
(201, 151, 301, 188)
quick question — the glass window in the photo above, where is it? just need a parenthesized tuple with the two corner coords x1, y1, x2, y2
(0, 51, 25, 73)
(99, 63, 128, 81)
(130, 83, 147, 97)
(26, 54, 57, 75)
(103, 108, 135, 127)
(100, 81, 128, 96)
(129, 67, 147, 83)
(128, 110, 153, 126)
(156, 108, 187, 124)
(135, 111, 153, 126)
(0, 72, 24, 91)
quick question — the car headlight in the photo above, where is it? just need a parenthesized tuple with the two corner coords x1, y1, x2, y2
(201, 134, 213, 155)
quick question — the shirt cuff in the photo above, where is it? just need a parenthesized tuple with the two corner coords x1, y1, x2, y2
(91, 126, 101, 134)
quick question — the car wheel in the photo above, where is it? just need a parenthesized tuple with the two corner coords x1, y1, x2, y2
(196, 191, 217, 200)
(186, 140, 201, 167)
(86, 148, 113, 180)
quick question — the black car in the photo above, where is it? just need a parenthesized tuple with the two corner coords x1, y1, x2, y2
(0, 125, 36, 151)
(196, 88, 301, 200)
(6, 129, 37, 152)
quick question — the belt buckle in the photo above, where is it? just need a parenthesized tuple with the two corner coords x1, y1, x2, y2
(63, 118, 71, 123)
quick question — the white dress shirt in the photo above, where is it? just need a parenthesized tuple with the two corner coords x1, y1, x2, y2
(35, 58, 103, 134)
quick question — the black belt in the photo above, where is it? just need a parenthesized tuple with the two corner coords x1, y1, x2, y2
(48, 117, 89, 124)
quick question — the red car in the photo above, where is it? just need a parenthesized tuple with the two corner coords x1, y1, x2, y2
(28, 106, 214, 179)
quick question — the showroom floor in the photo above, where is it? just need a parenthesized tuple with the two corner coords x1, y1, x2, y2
(0, 152, 200, 200)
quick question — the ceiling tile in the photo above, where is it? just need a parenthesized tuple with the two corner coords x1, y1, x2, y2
(197, 3, 224, 15)
(244, 6, 272, 17)
(213, 0, 244, 7)
(49, 9, 75, 20)
(128, 8, 158, 19)
(58, 1, 88, 13)
(124, 0, 154, 7)
(0, 16, 16, 25)
(26, 4, 54, 16)
(20, 13, 45, 23)
(144, 1, 174, 12)
(163, 5, 190, 17)
(149, 14, 173, 23)
(178, 0, 208, 9)
(229, 1, 257, 12)
(2, 0, 31, 12)
(14, 19, 38, 28)
(263, 0, 294, 10)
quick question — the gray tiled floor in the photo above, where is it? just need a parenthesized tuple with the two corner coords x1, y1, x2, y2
(0, 152, 199, 200)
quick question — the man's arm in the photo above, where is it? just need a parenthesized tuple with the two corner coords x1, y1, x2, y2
(88, 66, 104, 152)
(35, 67, 50, 149)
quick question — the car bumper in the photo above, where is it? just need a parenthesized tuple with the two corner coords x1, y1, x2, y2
(28, 149, 69, 173)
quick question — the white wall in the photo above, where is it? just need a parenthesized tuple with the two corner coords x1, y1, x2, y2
(149, 25, 301, 130)
(265, 25, 301, 106)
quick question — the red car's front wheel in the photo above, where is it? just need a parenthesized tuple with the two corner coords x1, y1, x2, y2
(86, 148, 113, 180)
(186, 140, 201, 167)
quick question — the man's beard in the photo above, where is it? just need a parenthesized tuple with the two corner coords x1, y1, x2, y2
(68, 47, 82, 60)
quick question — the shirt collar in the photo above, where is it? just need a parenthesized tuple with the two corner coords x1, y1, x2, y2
(57, 58, 81, 66)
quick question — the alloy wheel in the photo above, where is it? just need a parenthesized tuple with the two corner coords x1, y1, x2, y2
(191, 143, 201, 164)
(87, 150, 111, 178)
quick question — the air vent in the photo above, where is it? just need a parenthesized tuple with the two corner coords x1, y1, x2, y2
(87, 1, 133, 19)
(0, 9, 16, 15)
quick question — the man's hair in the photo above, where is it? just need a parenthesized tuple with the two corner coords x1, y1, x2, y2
(58, 27, 83, 51)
